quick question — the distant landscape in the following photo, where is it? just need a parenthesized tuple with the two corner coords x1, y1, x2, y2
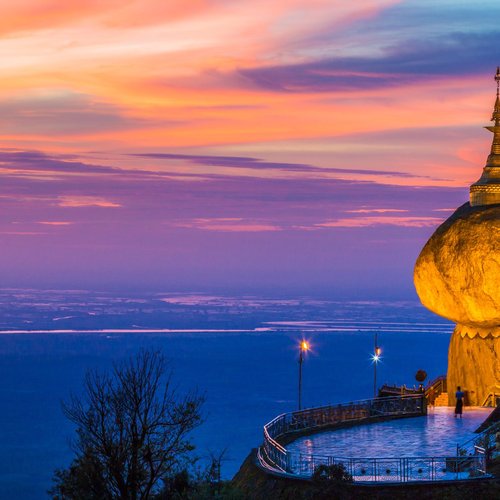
(0, 289, 453, 497)
(0, 288, 452, 333)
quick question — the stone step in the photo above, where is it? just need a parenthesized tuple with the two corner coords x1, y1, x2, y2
(434, 392, 449, 406)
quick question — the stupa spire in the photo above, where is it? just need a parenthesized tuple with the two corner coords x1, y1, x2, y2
(469, 68, 500, 206)
(493, 67, 500, 117)
(485, 67, 500, 161)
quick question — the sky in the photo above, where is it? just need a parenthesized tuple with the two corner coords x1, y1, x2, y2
(0, 0, 498, 297)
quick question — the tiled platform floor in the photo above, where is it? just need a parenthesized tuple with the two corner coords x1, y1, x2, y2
(288, 407, 493, 458)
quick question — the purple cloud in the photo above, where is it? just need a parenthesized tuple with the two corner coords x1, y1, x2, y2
(130, 152, 428, 179)
(0, 148, 468, 295)
(237, 28, 500, 92)
(0, 148, 465, 228)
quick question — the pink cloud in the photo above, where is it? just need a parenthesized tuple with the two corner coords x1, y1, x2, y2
(344, 208, 409, 214)
(57, 196, 121, 208)
(1, 231, 46, 235)
(37, 221, 72, 226)
(316, 216, 443, 228)
(176, 218, 281, 232)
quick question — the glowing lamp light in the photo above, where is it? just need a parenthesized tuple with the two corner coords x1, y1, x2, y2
(372, 334, 382, 398)
(298, 338, 311, 411)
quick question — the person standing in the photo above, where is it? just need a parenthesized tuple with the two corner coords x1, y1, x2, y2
(455, 386, 465, 418)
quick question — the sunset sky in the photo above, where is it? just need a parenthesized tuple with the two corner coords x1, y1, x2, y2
(0, 0, 498, 296)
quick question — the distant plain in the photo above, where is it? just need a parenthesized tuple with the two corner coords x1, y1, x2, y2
(0, 290, 452, 498)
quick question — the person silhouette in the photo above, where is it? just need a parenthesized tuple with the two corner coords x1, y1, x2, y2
(455, 386, 464, 418)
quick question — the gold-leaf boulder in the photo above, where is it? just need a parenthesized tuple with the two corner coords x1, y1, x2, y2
(414, 202, 500, 330)
(414, 202, 499, 405)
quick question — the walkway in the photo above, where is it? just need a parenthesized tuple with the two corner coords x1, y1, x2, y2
(287, 407, 492, 458)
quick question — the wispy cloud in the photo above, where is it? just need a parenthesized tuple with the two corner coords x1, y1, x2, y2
(237, 29, 499, 93)
(131, 152, 427, 180)
(0, 0, 491, 292)
(37, 221, 73, 226)
(0, 91, 176, 136)
(0, 145, 468, 293)
(0, 231, 46, 235)
(344, 208, 409, 214)
(316, 216, 443, 228)
(57, 196, 121, 208)
(175, 218, 281, 232)
(0, 148, 466, 230)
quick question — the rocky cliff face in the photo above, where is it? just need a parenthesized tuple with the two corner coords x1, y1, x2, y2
(414, 203, 500, 406)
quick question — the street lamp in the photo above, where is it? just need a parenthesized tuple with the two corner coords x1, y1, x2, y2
(372, 333, 382, 398)
(298, 339, 310, 411)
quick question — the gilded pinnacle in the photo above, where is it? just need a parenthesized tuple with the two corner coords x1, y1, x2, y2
(469, 68, 500, 206)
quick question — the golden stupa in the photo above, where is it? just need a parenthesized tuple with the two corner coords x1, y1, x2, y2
(470, 67, 500, 206)
(414, 69, 500, 406)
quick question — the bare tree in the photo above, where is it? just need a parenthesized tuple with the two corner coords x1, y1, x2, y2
(205, 447, 229, 495)
(50, 349, 204, 499)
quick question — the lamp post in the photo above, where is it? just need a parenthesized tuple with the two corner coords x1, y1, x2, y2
(298, 340, 310, 411)
(373, 333, 382, 398)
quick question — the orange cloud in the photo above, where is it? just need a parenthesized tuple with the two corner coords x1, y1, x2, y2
(57, 196, 121, 208)
(0, 1, 121, 35)
(0, 0, 493, 194)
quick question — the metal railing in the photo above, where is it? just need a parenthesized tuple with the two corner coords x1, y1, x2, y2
(425, 375, 447, 404)
(378, 375, 447, 404)
(259, 395, 489, 482)
(458, 420, 500, 464)
(283, 454, 487, 481)
(481, 392, 500, 408)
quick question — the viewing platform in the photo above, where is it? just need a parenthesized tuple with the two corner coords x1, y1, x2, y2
(258, 395, 498, 483)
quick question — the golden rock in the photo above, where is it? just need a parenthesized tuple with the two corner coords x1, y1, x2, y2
(414, 203, 500, 330)
(414, 70, 500, 406)
(414, 202, 500, 405)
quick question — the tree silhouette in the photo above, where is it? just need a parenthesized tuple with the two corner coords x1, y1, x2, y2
(50, 349, 204, 499)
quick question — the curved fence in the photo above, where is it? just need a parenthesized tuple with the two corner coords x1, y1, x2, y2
(459, 420, 500, 461)
(259, 395, 489, 483)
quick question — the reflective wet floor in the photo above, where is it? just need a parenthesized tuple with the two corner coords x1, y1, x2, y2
(288, 407, 493, 458)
